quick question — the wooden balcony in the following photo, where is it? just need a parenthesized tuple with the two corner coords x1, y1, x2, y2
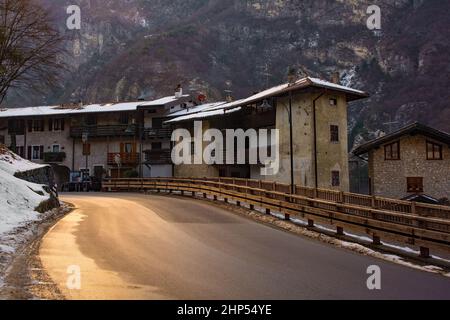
(43, 152, 66, 163)
(107, 153, 139, 166)
(144, 149, 172, 165)
(143, 128, 172, 140)
(70, 125, 137, 138)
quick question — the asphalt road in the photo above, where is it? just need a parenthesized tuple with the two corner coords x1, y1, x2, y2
(39, 193, 450, 300)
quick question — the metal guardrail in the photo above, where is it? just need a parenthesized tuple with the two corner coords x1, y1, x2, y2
(103, 177, 450, 257)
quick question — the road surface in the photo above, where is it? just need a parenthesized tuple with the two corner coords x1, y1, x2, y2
(39, 193, 450, 300)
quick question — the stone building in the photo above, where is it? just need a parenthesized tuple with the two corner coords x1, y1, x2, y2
(353, 123, 450, 200)
(0, 94, 191, 188)
(167, 77, 368, 192)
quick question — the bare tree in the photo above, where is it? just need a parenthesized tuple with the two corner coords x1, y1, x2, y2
(0, 0, 66, 105)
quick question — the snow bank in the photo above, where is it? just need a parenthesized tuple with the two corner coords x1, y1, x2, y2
(0, 146, 50, 235)
(0, 145, 47, 175)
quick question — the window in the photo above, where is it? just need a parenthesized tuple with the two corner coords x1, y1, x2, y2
(8, 119, 25, 134)
(330, 125, 339, 142)
(124, 143, 133, 153)
(152, 118, 163, 129)
(52, 145, 60, 153)
(31, 145, 44, 160)
(16, 146, 25, 158)
(29, 119, 44, 132)
(426, 141, 443, 160)
(384, 141, 400, 160)
(82, 143, 91, 156)
(331, 171, 340, 187)
(329, 98, 338, 106)
(151, 142, 162, 150)
(407, 177, 424, 193)
(49, 119, 65, 131)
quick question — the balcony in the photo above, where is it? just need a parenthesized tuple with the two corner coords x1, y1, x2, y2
(143, 128, 172, 140)
(44, 152, 66, 163)
(144, 149, 172, 165)
(70, 125, 137, 139)
(107, 153, 139, 166)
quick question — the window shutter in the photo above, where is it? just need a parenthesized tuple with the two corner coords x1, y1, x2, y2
(48, 119, 53, 131)
(39, 146, 44, 159)
(61, 119, 65, 131)
(27, 146, 32, 160)
(28, 120, 32, 132)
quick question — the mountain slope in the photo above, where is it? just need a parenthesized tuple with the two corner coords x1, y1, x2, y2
(5, 0, 450, 147)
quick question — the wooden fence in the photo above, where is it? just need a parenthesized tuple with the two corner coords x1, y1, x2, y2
(103, 177, 450, 257)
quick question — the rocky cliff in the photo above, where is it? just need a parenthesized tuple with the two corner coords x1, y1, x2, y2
(5, 0, 450, 147)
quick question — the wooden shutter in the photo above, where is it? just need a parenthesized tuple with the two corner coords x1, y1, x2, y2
(28, 120, 33, 132)
(27, 146, 32, 160)
(61, 119, 65, 131)
(39, 146, 44, 160)
(48, 119, 53, 131)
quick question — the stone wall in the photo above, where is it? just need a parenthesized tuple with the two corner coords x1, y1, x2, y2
(369, 134, 450, 199)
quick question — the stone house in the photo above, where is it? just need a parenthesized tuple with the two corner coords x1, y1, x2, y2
(166, 77, 369, 192)
(353, 122, 450, 200)
(0, 94, 191, 188)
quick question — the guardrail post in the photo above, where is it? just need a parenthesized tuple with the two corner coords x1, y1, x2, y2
(372, 235, 381, 245)
(266, 208, 271, 215)
(308, 219, 314, 228)
(236, 201, 241, 207)
(250, 204, 255, 210)
(203, 193, 207, 198)
(420, 247, 430, 259)
(214, 195, 217, 201)
(336, 226, 344, 236)
(224, 198, 228, 203)
(284, 213, 290, 221)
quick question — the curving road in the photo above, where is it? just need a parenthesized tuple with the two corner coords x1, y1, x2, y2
(39, 193, 450, 300)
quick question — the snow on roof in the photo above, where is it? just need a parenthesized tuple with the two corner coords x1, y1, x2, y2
(167, 102, 227, 118)
(165, 106, 242, 123)
(0, 95, 190, 118)
(166, 77, 368, 124)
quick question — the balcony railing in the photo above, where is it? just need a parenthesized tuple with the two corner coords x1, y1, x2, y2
(107, 153, 139, 166)
(44, 152, 66, 163)
(70, 125, 137, 138)
(143, 127, 172, 139)
(144, 149, 172, 165)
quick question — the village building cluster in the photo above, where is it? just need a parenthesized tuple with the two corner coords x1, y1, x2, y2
(0, 76, 448, 202)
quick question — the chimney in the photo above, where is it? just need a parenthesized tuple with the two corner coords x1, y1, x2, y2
(224, 90, 233, 102)
(331, 72, 340, 84)
(287, 67, 297, 86)
(175, 84, 183, 98)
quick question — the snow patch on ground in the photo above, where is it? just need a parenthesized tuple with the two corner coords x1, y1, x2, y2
(0, 146, 55, 290)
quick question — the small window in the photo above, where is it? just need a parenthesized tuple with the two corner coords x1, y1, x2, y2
(49, 118, 65, 131)
(384, 141, 400, 160)
(32, 119, 45, 132)
(330, 125, 339, 142)
(426, 141, 443, 160)
(124, 143, 133, 153)
(407, 177, 423, 193)
(82, 143, 91, 156)
(52, 145, 60, 153)
(16, 146, 25, 158)
(331, 171, 340, 187)
(329, 98, 338, 106)
(32, 145, 44, 160)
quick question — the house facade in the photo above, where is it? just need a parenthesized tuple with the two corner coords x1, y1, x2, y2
(166, 77, 368, 192)
(0, 94, 191, 188)
(353, 123, 450, 200)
